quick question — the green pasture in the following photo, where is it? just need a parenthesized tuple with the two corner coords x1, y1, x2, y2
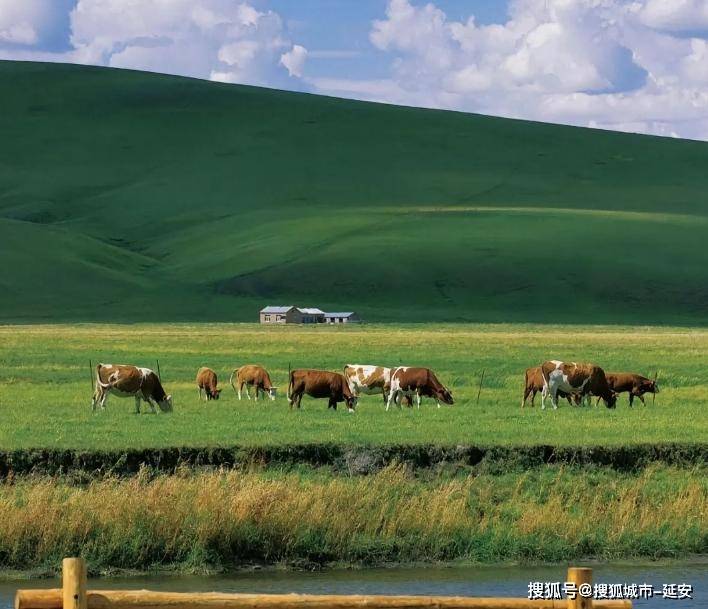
(0, 323, 705, 450)
(1, 61, 708, 324)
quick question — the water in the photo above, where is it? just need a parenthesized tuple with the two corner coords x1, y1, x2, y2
(2, 563, 705, 608)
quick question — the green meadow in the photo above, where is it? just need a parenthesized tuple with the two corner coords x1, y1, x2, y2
(0, 323, 705, 450)
(2, 61, 708, 325)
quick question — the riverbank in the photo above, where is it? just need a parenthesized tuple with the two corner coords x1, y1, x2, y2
(0, 464, 704, 573)
(0, 443, 706, 478)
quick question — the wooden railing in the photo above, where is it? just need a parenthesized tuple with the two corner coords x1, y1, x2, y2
(15, 558, 632, 609)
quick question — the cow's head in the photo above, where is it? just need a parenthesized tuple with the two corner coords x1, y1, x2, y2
(210, 388, 222, 400)
(603, 391, 617, 409)
(437, 386, 454, 405)
(345, 394, 358, 413)
(268, 387, 278, 400)
(158, 395, 173, 412)
(646, 379, 659, 394)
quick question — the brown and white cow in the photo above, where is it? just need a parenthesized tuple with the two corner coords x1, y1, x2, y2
(521, 366, 576, 408)
(196, 367, 221, 401)
(603, 372, 659, 406)
(386, 367, 454, 411)
(343, 364, 392, 404)
(288, 369, 357, 412)
(92, 363, 173, 413)
(540, 360, 616, 409)
(229, 365, 277, 401)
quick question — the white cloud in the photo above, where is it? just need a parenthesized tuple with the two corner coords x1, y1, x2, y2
(0, 0, 307, 89)
(0, 0, 72, 49)
(280, 44, 307, 77)
(639, 0, 708, 33)
(309, 0, 708, 140)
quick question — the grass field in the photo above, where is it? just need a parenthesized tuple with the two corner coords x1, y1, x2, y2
(0, 464, 704, 570)
(1, 323, 706, 450)
(2, 61, 708, 324)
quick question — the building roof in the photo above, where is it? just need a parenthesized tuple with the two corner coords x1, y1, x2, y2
(260, 306, 294, 314)
(324, 312, 356, 317)
(298, 307, 325, 315)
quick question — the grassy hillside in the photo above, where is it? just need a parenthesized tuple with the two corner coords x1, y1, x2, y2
(1, 61, 707, 323)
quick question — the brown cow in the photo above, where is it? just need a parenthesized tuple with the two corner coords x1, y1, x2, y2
(229, 365, 277, 401)
(196, 367, 221, 401)
(540, 360, 616, 409)
(287, 369, 357, 412)
(386, 367, 453, 411)
(603, 372, 659, 406)
(521, 366, 575, 408)
(92, 363, 173, 413)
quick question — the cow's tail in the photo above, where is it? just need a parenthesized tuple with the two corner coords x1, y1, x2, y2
(539, 363, 550, 388)
(229, 367, 239, 393)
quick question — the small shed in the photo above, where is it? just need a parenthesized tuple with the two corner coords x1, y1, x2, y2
(259, 306, 301, 324)
(298, 307, 326, 324)
(324, 312, 361, 324)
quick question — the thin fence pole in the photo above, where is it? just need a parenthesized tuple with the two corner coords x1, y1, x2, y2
(476, 369, 485, 404)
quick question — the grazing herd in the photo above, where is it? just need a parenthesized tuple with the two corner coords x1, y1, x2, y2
(91, 358, 658, 414)
(522, 360, 659, 410)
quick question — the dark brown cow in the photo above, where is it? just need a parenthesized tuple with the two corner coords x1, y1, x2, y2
(196, 367, 221, 401)
(92, 363, 173, 413)
(288, 369, 357, 412)
(229, 365, 277, 401)
(603, 372, 659, 406)
(386, 367, 453, 411)
(521, 366, 575, 408)
(540, 360, 616, 409)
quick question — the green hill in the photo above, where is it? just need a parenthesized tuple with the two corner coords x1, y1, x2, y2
(2, 60, 707, 324)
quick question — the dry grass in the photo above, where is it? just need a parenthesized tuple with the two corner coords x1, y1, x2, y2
(0, 465, 704, 570)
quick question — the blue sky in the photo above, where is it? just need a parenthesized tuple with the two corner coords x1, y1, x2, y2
(1, 0, 708, 140)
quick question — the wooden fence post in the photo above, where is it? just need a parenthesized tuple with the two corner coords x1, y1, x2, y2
(62, 558, 86, 609)
(567, 567, 593, 609)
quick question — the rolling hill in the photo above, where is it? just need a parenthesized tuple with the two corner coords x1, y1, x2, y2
(1, 60, 707, 324)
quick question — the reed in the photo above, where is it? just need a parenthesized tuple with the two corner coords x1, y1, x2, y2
(0, 464, 703, 571)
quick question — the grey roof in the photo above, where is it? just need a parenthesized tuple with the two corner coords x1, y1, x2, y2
(260, 306, 294, 314)
(325, 312, 355, 317)
(298, 307, 325, 315)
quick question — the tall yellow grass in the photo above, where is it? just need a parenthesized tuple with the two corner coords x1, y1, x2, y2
(0, 465, 704, 570)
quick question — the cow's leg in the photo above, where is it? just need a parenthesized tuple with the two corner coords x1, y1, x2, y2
(385, 390, 397, 412)
(530, 389, 536, 407)
(147, 398, 157, 414)
(254, 386, 260, 402)
(522, 387, 530, 408)
(550, 387, 559, 409)
(237, 383, 243, 400)
(637, 393, 646, 405)
(629, 393, 635, 407)
(99, 391, 109, 410)
(416, 390, 422, 409)
(245, 385, 252, 400)
(541, 385, 547, 410)
(134, 395, 141, 414)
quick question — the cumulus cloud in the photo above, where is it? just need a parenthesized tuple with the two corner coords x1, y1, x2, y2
(0, 0, 306, 89)
(310, 0, 708, 140)
(0, 0, 73, 50)
(280, 44, 307, 77)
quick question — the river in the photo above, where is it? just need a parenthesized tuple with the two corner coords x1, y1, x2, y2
(1, 563, 704, 608)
